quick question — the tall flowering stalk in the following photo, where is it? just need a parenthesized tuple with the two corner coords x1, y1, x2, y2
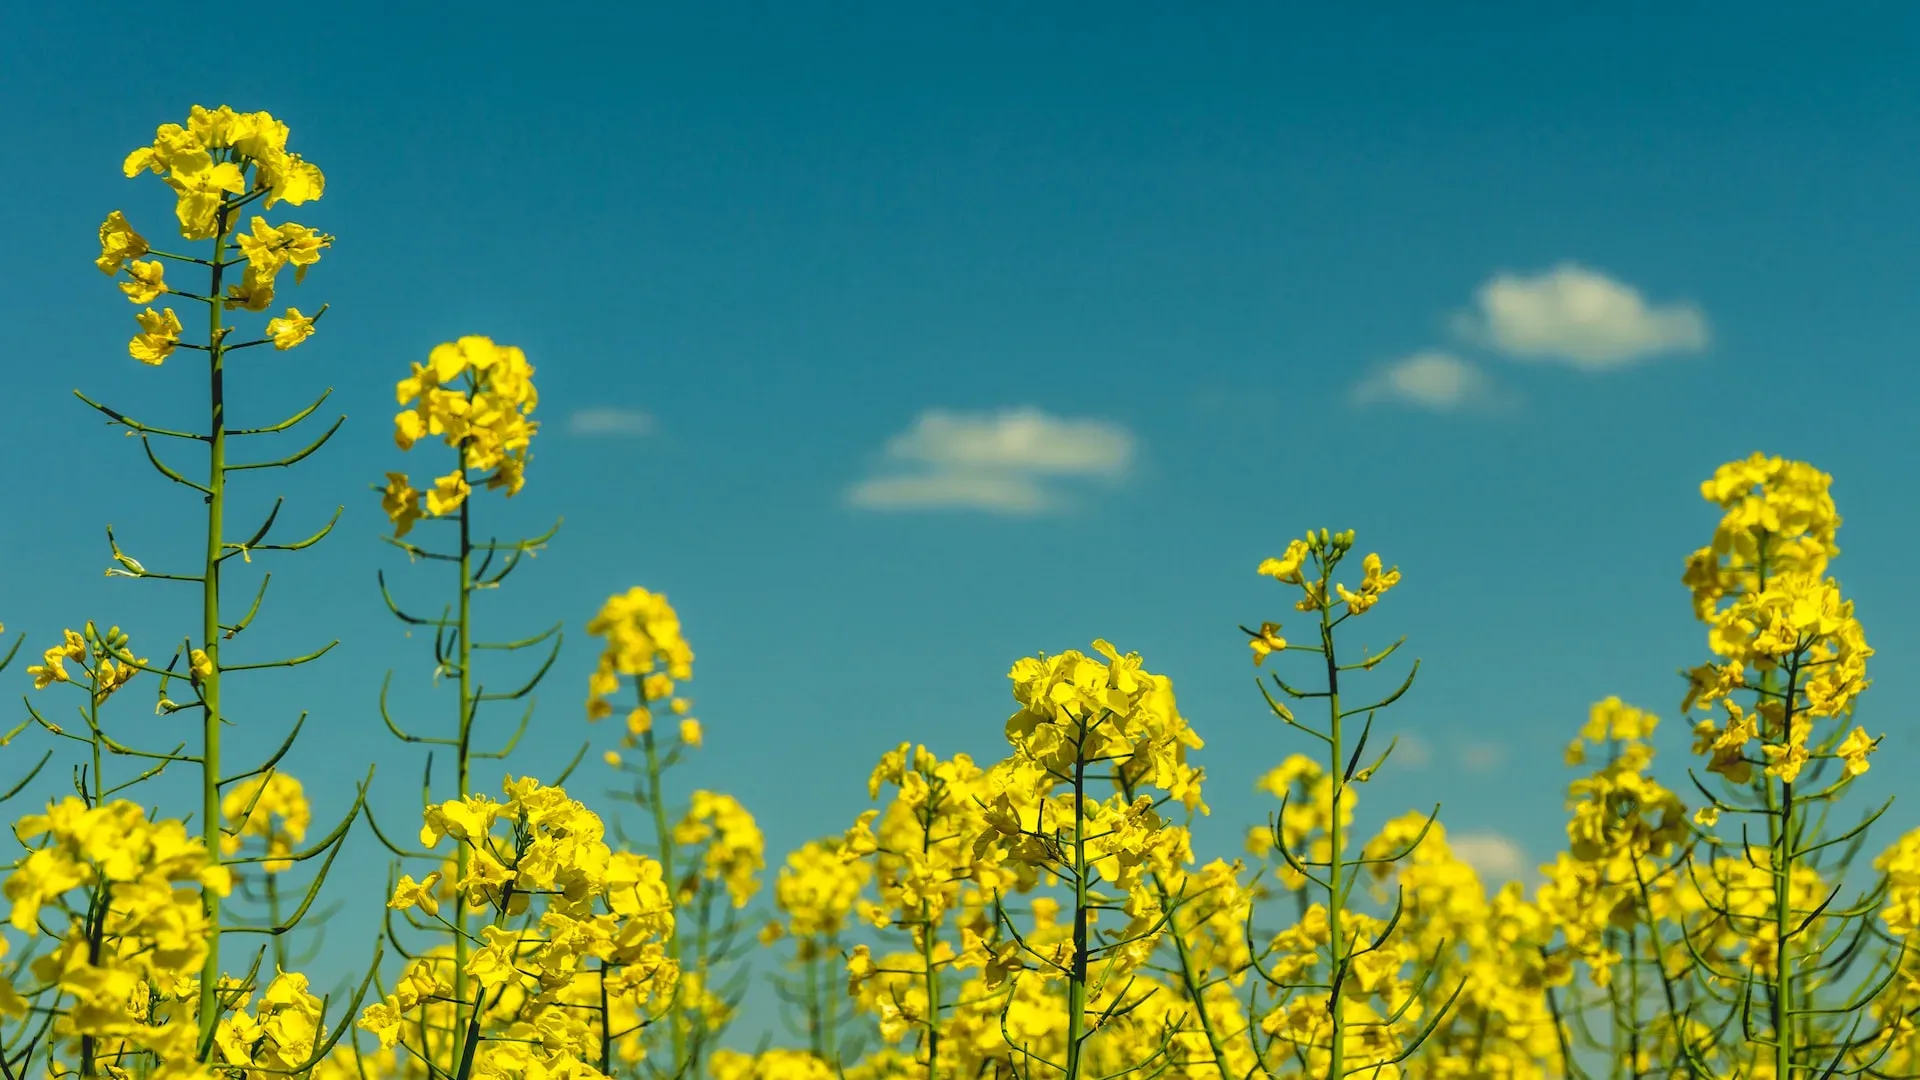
(361, 777, 680, 1080)
(589, 586, 765, 1079)
(1672, 454, 1898, 1078)
(1241, 529, 1460, 1079)
(969, 641, 1205, 1080)
(368, 335, 564, 1077)
(79, 104, 364, 1063)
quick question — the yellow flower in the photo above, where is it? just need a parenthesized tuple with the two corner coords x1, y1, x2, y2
(1258, 539, 1311, 584)
(1248, 621, 1287, 665)
(380, 473, 425, 537)
(425, 470, 470, 516)
(265, 307, 316, 350)
(118, 259, 167, 304)
(224, 266, 275, 312)
(190, 648, 214, 680)
(237, 217, 332, 284)
(1836, 726, 1878, 777)
(1335, 552, 1401, 615)
(96, 211, 149, 274)
(680, 718, 703, 748)
(164, 154, 247, 239)
(389, 872, 443, 916)
(129, 307, 182, 365)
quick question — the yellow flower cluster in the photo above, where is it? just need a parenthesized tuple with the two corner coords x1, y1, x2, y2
(3, 799, 233, 1072)
(585, 586, 697, 742)
(383, 336, 540, 534)
(1001, 639, 1206, 813)
(671, 790, 766, 909)
(1683, 454, 1878, 786)
(220, 773, 313, 874)
(103, 105, 328, 364)
(365, 777, 678, 1080)
(24, 622, 142, 701)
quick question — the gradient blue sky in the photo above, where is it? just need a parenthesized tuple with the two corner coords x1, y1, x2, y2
(4, 2, 1920, 1043)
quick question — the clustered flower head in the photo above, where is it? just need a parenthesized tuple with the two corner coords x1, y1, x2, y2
(24, 622, 143, 703)
(221, 772, 313, 874)
(382, 336, 539, 534)
(365, 777, 678, 1080)
(3, 799, 233, 1071)
(1000, 638, 1206, 814)
(762, 837, 872, 956)
(585, 586, 698, 751)
(1250, 530, 1402, 672)
(102, 105, 329, 365)
(1681, 454, 1877, 787)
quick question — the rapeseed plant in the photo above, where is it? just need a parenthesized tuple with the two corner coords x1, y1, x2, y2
(14, 101, 1920, 1080)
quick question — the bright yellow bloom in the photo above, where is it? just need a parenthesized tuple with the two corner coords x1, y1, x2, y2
(238, 216, 332, 285)
(1336, 552, 1401, 615)
(380, 472, 425, 537)
(1836, 725, 1877, 777)
(95, 211, 149, 274)
(128, 307, 182, 365)
(221, 772, 312, 873)
(118, 259, 167, 303)
(265, 307, 316, 349)
(425, 470, 470, 516)
(1248, 621, 1286, 665)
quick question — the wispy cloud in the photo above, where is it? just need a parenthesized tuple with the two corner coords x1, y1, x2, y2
(1350, 351, 1510, 412)
(1453, 262, 1709, 368)
(847, 407, 1135, 515)
(1389, 733, 1432, 771)
(1459, 741, 1509, 773)
(1449, 832, 1532, 884)
(568, 407, 656, 437)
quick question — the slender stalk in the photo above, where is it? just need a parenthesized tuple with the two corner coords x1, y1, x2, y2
(641, 721, 686, 1073)
(1064, 740, 1091, 1080)
(918, 784, 943, 1080)
(1318, 584, 1346, 1080)
(452, 445, 475, 1062)
(198, 201, 231, 1057)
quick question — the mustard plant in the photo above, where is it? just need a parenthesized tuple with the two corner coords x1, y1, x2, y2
(366, 334, 564, 1078)
(29, 104, 370, 1074)
(1240, 528, 1461, 1078)
(590, 586, 765, 1080)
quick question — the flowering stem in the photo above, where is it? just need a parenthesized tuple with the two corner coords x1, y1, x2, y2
(197, 202, 232, 1060)
(1318, 581, 1347, 1080)
(641, 722, 687, 1073)
(919, 788, 942, 1080)
(1771, 661, 1801, 1080)
(1064, 735, 1091, 1080)
(453, 446, 475, 1061)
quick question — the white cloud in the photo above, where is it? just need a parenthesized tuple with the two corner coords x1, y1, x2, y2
(1351, 351, 1508, 412)
(569, 407, 656, 437)
(1449, 832, 1531, 884)
(848, 408, 1135, 515)
(1454, 263, 1709, 368)
(1459, 742, 1508, 773)
(1388, 734, 1432, 771)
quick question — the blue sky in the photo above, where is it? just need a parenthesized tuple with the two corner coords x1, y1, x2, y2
(4, 1, 1920, 1044)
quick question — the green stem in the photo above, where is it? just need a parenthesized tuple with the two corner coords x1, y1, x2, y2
(198, 203, 231, 1058)
(452, 447, 475, 1069)
(1319, 585, 1346, 1080)
(1064, 742, 1090, 1080)
(642, 721, 685, 1074)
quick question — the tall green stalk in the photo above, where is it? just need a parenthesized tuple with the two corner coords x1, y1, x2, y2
(196, 203, 232, 1053)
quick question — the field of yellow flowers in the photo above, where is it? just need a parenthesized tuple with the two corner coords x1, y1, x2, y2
(3, 103, 1916, 1080)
